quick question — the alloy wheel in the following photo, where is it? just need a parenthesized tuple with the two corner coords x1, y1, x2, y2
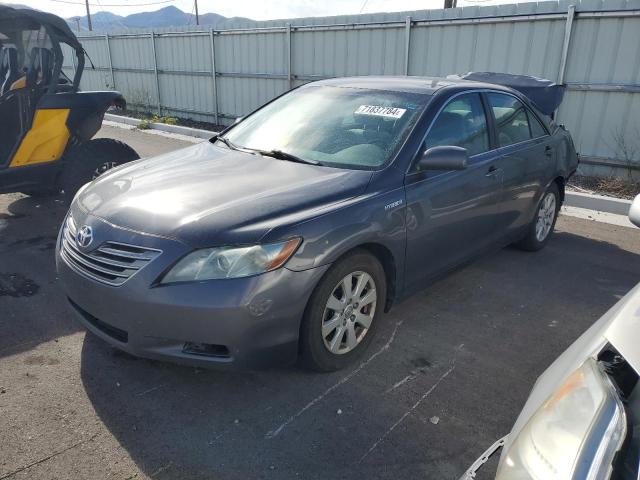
(535, 192, 556, 242)
(322, 271, 377, 355)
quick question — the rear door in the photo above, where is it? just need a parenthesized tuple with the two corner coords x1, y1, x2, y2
(403, 92, 504, 292)
(485, 92, 556, 235)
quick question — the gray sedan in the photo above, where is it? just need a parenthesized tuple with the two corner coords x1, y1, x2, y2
(55, 75, 579, 371)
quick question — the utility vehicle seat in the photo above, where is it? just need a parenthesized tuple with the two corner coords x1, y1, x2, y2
(1, 47, 20, 95)
(26, 47, 53, 87)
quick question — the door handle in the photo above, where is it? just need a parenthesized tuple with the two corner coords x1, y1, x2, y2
(485, 165, 500, 178)
(545, 146, 553, 157)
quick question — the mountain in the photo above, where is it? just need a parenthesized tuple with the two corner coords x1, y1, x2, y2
(68, 11, 125, 31)
(124, 6, 192, 28)
(65, 5, 251, 32)
(0, 2, 33, 9)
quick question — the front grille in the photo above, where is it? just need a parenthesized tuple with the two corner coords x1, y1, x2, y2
(60, 215, 161, 286)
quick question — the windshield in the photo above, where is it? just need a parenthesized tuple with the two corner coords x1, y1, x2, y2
(223, 85, 428, 170)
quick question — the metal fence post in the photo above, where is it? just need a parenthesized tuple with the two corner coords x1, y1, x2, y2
(286, 23, 292, 89)
(105, 34, 116, 90)
(404, 16, 412, 76)
(558, 5, 576, 85)
(209, 28, 219, 125)
(150, 31, 161, 115)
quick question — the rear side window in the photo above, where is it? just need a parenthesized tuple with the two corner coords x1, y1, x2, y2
(488, 93, 534, 147)
(423, 93, 489, 157)
(528, 111, 548, 138)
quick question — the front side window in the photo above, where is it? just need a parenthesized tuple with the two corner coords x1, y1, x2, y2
(224, 86, 428, 170)
(423, 93, 489, 157)
(488, 93, 535, 147)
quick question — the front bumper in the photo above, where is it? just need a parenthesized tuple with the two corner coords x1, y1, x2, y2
(56, 213, 329, 369)
(458, 436, 507, 480)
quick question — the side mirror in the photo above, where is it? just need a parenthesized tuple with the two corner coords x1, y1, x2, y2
(417, 146, 468, 171)
(630, 194, 640, 228)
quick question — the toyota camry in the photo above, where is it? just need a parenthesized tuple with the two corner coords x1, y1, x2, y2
(56, 75, 579, 371)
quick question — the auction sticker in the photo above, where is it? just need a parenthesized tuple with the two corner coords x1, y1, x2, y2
(355, 105, 406, 119)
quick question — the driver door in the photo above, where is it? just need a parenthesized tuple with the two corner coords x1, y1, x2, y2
(403, 92, 504, 292)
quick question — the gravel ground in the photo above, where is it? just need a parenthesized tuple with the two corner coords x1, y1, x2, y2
(568, 174, 639, 200)
(109, 109, 222, 133)
(1, 125, 639, 480)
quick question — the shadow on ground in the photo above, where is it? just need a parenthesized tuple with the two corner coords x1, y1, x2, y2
(0, 195, 80, 358)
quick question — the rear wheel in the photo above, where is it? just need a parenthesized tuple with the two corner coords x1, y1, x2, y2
(60, 138, 139, 199)
(300, 250, 386, 372)
(516, 183, 560, 251)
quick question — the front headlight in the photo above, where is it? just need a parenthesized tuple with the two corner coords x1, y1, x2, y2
(497, 359, 626, 480)
(160, 238, 301, 283)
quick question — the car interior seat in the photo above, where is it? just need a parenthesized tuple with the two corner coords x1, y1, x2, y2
(359, 115, 393, 148)
(497, 109, 529, 146)
(462, 113, 489, 155)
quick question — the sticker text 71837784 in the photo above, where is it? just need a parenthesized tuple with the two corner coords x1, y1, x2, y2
(355, 105, 407, 119)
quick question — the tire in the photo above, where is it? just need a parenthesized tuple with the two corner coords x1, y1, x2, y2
(300, 249, 387, 372)
(516, 182, 560, 251)
(60, 138, 139, 200)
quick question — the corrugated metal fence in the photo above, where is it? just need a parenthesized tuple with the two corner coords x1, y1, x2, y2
(63, 0, 640, 177)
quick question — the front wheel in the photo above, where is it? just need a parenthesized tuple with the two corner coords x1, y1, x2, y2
(299, 250, 386, 372)
(60, 138, 139, 200)
(516, 183, 560, 251)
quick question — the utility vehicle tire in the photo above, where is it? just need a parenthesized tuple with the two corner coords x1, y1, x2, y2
(299, 249, 386, 372)
(516, 182, 560, 252)
(60, 138, 139, 200)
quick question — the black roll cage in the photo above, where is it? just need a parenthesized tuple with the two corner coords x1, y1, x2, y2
(0, 6, 85, 95)
(44, 26, 85, 93)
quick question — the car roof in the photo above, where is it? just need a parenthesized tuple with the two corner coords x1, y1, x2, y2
(310, 75, 515, 95)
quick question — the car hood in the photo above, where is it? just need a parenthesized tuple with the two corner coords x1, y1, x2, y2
(75, 142, 373, 246)
(501, 281, 640, 456)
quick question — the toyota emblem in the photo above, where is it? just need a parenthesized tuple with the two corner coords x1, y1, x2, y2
(76, 225, 94, 248)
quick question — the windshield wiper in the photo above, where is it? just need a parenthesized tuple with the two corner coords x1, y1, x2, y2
(210, 134, 238, 151)
(210, 138, 319, 165)
(256, 149, 319, 166)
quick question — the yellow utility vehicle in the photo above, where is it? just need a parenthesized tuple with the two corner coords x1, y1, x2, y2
(0, 6, 138, 197)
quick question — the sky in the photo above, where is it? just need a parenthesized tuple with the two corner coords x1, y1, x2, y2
(10, 0, 519, 20)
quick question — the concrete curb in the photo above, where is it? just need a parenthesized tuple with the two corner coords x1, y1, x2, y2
(104, 113, 216, 140)
(565, 191, 632, 216)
